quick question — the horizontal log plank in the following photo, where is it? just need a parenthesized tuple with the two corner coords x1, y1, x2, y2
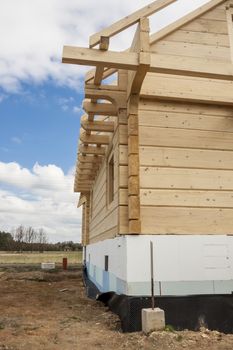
(78, 155, 103, 163)
(81, 120, 114, 132)
(139, 146, 233, 170)
(80, 132, 110, 145)
(150, 0, 226, 44)
(140, 167, 233, 190)
(63, 46, 233, 81)
(141, 189, 233, 208)
(79, 145, 106, 155)
(141, 73, 233, 105)
(151, 41, 230, 61)
(140, 126, 233, 151)
(62, 46, 138, 70)
(138, 110, 233, 132)
(163, 30, 230, 47)
(83, 100, 118, 116)
(141, 207, 233, 234)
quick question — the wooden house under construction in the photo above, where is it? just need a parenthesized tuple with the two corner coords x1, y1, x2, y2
(63, 0, 233, 331)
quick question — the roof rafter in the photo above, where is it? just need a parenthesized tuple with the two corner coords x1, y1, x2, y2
(89, 0, 177, 48)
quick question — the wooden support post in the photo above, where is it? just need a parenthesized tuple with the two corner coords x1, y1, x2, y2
(127, 17, 150, 234)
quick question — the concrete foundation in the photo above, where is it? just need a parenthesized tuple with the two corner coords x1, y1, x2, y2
(141, 308, 165, 333)
(86, 235, 233, 296)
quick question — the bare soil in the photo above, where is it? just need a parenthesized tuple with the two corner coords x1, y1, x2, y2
(0, 266, 233, 350)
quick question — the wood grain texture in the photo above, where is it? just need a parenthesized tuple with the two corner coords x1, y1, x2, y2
(140, 166, 233, 190)
(141, 73, 233, 105)
(139, 146, 233, 170)
(141, 207, 233, 234)
(141, 189, 233, 208)
(140, 126, 233, 151)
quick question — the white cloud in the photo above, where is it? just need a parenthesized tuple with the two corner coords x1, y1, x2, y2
(0, 161, 82, 242)
(0, 0, 210, 93)
(58, 96, 75, 111)
(73, 106, 82, 115)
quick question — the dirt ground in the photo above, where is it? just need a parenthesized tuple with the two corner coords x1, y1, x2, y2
(0, 266, 233, 350)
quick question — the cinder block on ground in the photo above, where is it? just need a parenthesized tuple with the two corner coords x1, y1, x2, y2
(142, 308, 165, 333)
(41, 262, 55, 270)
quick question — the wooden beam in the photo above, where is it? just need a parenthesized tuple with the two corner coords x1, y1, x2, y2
(77, 194, 87, 207)
(79, 145, 106, 155)
(94, 66, 105, 85)
(99, 36, 109, 51)
(85, 87, 127, 107)
(77, 176, 96, 182)
(74, 187, 91, 193)
(75, 183, 92, 187)
(78, 155, 102, 163)
(150, 0, 226, 44)
(78, 163, 100, 170)
(63, 46, 233, 81)
(85, 67, 117, 84)
(75, 176, 94, 182)
(128, 17, 150, 97)
(83, 99, 118, 116)
(150, 54, 233, 81)
(69, 0, 226, 86)
(76, 168, 95, 175)
(62, 46, 138, 70)
(75, 185, 93, 189)
(80, 132, 110, 145)
(226, 7, 233, 63)
(75, 185, 93, 192)
(92, 37, 110, 85)
(81, 120, 115, 133)
(89, 0, 177, 48)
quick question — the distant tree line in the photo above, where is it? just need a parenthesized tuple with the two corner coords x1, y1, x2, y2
(0, 226, 82, 252)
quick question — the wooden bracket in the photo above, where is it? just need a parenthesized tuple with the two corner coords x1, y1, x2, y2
(82, 99, 118, 116)
(80, 131, 110, 145)
(81, 120, 115, 133)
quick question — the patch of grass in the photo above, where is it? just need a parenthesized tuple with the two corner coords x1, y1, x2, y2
(176, 334, 183, 342)
(0, 322, 5, 330)
(164, 324, 175, 333)
(0, 251, 82, 265)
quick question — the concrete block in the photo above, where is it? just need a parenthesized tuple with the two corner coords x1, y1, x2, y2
(41, 262, 55, 270)
(142, 308, 165, 333)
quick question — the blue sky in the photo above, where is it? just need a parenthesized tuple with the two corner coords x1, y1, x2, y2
(0, 83, 83, 172)
(0, 0, 210, 242)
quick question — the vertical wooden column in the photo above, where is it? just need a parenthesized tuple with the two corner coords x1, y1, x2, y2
(128, 95, 141, 233)
(127, 18, 150, 234)
(226, 5, 233, 63)
(82, 198, 90, 245)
